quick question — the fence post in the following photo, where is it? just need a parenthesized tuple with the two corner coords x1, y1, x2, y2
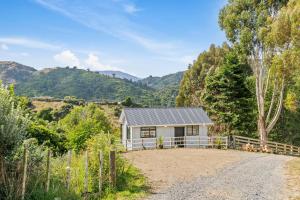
(226, 137, 228, 149)
(284, 144, 287, 154)
(233, 136, 236, 149)
(83, 150, 88, 200)
(21, 143, 28, 200)
(45, 149, 51, 193)
(98, 151, 103, 197)
(66, 150, 72, 190)
(109, 150, 116, 188)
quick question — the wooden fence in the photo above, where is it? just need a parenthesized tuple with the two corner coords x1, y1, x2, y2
(231, 135, 300, 156)
(18, 147, 116, 200)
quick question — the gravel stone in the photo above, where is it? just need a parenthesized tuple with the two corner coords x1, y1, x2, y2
(147, 154, 292, 200)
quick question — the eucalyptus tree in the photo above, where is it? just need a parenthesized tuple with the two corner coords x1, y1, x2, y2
(219, 0, 299, 145)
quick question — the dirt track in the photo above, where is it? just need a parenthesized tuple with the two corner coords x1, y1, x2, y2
(123, 148, 294, 200)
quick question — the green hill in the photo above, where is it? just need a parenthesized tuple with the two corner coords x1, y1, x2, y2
(0, 61, 184, 106)
(140, 71, 184, 90)
(14, 67, 157, 105)
(0, 61, 36, 84)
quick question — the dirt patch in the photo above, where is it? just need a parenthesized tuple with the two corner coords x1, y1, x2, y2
(286, 158, 300, 200)
(32, 100, 66, 112)
(123, 148, 249, 191)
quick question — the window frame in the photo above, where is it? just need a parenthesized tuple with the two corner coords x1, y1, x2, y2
(186, 125, 199, 136)
(140, 127, 156, 138)
(126, 126, 131, 139)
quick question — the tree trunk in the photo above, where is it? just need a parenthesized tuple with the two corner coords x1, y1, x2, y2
(258, 116, 267, 147)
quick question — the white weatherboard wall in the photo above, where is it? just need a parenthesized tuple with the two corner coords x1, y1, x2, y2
(124, 125, 209, 150)
(130, 125, 208, 139)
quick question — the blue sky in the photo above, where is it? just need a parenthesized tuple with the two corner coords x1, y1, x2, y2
(0, 0, 226, 77)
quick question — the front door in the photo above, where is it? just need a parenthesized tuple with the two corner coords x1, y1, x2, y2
(174, 127, 185, 146)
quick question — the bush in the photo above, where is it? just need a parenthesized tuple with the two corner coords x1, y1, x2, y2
(59, 104, 112, 152)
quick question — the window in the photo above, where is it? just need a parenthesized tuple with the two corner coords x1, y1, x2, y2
(140, 127, 156, 138)
(126, 126, 131, 139)
(186, 125, 199, 136)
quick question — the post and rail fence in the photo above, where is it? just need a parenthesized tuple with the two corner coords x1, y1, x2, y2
(229, 135, 300, 156)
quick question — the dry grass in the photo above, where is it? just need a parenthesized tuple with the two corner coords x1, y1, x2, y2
(123, 148, 254, 191)
(286, 158, 300, 200)
(32, 100, 66, 112)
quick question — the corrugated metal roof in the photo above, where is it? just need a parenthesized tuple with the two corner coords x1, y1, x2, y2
(120, 107, 213, 126)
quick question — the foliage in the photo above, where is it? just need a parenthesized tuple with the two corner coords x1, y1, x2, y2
(48, 134, 148, 200)
(176, 43, 230, 106)
(218, 0, 299, 143)
(59, 104, 112, 151)
(0, 83, 30, 157)
(37, 108, 54, 121)
(26, 122, 67, 154)
(203, 52, 256, 136)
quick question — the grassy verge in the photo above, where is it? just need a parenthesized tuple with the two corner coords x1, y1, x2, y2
(286, 158, 300, 200)
(104, 164, 150, 200)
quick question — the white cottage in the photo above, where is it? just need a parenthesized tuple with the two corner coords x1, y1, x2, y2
(119, 107, 213, 150)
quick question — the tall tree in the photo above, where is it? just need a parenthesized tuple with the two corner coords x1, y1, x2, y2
(219, 0, 299, 145)
(203, 52, 255, 136)
(176, 43, 230, 106)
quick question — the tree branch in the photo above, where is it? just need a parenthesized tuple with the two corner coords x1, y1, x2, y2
(264, 68, 271, 99)
(266, 79, 285, 134)
(266, 82, 277, 123)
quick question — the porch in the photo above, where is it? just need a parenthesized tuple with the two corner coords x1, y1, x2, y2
(123, 136, 228, 151)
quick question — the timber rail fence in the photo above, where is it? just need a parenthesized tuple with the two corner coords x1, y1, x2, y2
(230, 135, 300, 156)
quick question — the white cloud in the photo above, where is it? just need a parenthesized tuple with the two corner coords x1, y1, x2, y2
(123, 4, 140, 14)
(54, 50, 80, 66)
(1, 44, 8, 50)
(85, 53, 119, 71)
(0, 37, 60, 50)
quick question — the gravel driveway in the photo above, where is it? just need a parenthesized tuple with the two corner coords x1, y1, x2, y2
(147, 153, 291, 200)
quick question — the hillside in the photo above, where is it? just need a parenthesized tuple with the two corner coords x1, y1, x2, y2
(0, 61, 36, 84)
(140, 71, 184, 90)
(97, 70, 140, 82)
(14, 67, 156, 104)
(0, 61, 184, 106)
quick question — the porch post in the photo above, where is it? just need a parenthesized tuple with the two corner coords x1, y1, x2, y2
(130, 127, 133, 150)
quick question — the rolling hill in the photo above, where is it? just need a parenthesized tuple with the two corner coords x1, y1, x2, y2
(0, 61, 36, 84)
(0, 61, 184, 106)
(97, 70, 141, 82)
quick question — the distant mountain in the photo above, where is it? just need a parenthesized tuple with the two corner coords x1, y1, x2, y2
(0, 61, 36, 84)
(97, 70, 141, 82)
(140, 71, 184, 89)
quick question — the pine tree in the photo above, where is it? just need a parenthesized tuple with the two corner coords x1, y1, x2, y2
(203, 52, 255, 136)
